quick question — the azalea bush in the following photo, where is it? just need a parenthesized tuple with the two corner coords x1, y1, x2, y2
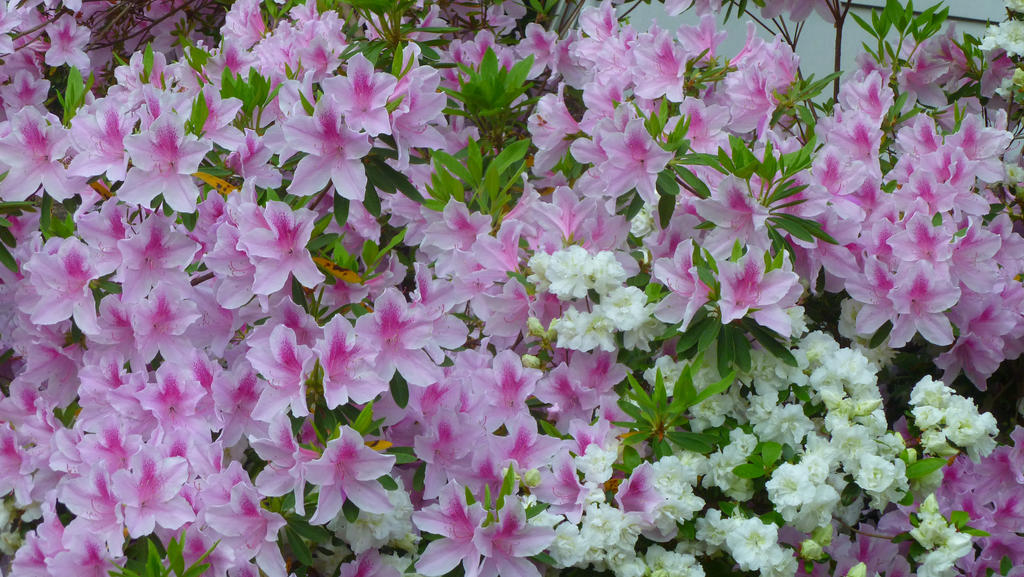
(1, 0, 1023, 576)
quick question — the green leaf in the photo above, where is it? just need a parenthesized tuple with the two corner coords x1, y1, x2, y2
(333, 195, 350, 228)
(363, 183, 381, 217)
(674, 165, 711, 199)
(284, 526, 313, 566)
(732, 463, 765, 479)
(343, 499, 360, 523)
(180, 565, 210, 577)
(658, 188, 675, 229)
(693, 369, 735, 406)
(497, 464, 517, 509)
(1001, 555, 1013, 576)
(166, 534, 185, 577)
(378, 475, 399, 491)
(390, 373, 409, 409)
(366, 157, 425, 203)
(760, 442, 783, 467)
(666, 431, 718, 454)
(962, 526, 990, 537)
(287, 515, 332, 542)
(869, 321, 892, 348)
(187, 92, 209, 136)
(905, 457, 946, 479)
(949, 510, 969, 529)
(492, 140, 531, 175)
(145, 540, 163, 577)
(351, 401, 375, 434)
(142, 43, 155, 82)
(0, 242, 17, 273)
(742, 318, 798, 367)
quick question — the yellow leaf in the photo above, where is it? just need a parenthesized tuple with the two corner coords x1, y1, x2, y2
(366, 439, 393, 451)
(193, 172, 238, 196)
(89, 180, 113, 199)
(313, 256, 362, 284)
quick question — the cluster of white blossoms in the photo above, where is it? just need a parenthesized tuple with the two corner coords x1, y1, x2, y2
(528, 246, 661, 352)
(705, 429, 759, 500)
(327, 481, 418, 555)
(544, 328, 987, 577)
(910, 494, 974, 577)
(910, 376, 999, 462)
(549, 453, 707, 577)
(982, 19, 1024, 57)
(697, 509, 798, 577)
(549, 497, 646, 577)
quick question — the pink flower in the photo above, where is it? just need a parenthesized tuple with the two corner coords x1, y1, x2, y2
(528, 86, 581, 173)
(305, 426, 396, 524)
(473, 499, 554, 577)
(247, 324, 316, 420)
(717, 253, 800, 336)
(205, 482, 286, 561)
(110, 450, 196, 538)
(888, 262, 960, 347)
(120, 113, 212, 213)
(236, 201, 325, 294)
(46, 524, 113, 577)
(131, 283, 201, 364)
(652, 239, 711, 329)
(116, 215, 199, 302)
(137, 364, 210, 437)
(251, 414, 317, 516)
(615, 462, 661, 522)
(482, 350, 543, 426)
(44, 15, 89, 70)
(597, 118, 673, 205)
(355, 288, 440, 386)
(696, 176, 770, 258)
(283, 97, 372, 199)
(323, 53, 397, 136)
(68, 99, 135, 181)
(633, 27, 688, 102)
(21, 237, 115, 335)
(412, 482, 487, 577)
(316, 315, 386, 408)
(339, 551, 401, 577)
(0, 108, 78, 201)
(533, 453, 588, 523)
(59, 470, 126, 551)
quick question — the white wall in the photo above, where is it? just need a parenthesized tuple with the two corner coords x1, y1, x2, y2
(628, 0, 1006, 80)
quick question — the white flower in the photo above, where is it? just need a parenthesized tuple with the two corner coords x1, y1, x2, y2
(646, 545, 705, 577)
(981, 20, 1024, 57)
(630, 204, 655, 238)
(545, 245, 593, 299)
(585, 251, 629, 296)
(596, 286, 649, 332)
(725, 517, 779, 572)
(575, 443, 618, 484)
(549, 522, 587, 568)
(551, 308, 617, 352)
(328, 482, 415, 554)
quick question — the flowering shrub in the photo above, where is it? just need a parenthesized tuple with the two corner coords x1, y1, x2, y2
(0, 0, 1023, 576)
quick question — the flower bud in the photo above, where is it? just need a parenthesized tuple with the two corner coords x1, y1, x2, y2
(521, 354, 541, 369)
(811, 524, 833, 546)
(800, 539, 824, 561)
(846, 562, 867, 577)
(522, 468, 542, 487)
(527, 316, 546, 338)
